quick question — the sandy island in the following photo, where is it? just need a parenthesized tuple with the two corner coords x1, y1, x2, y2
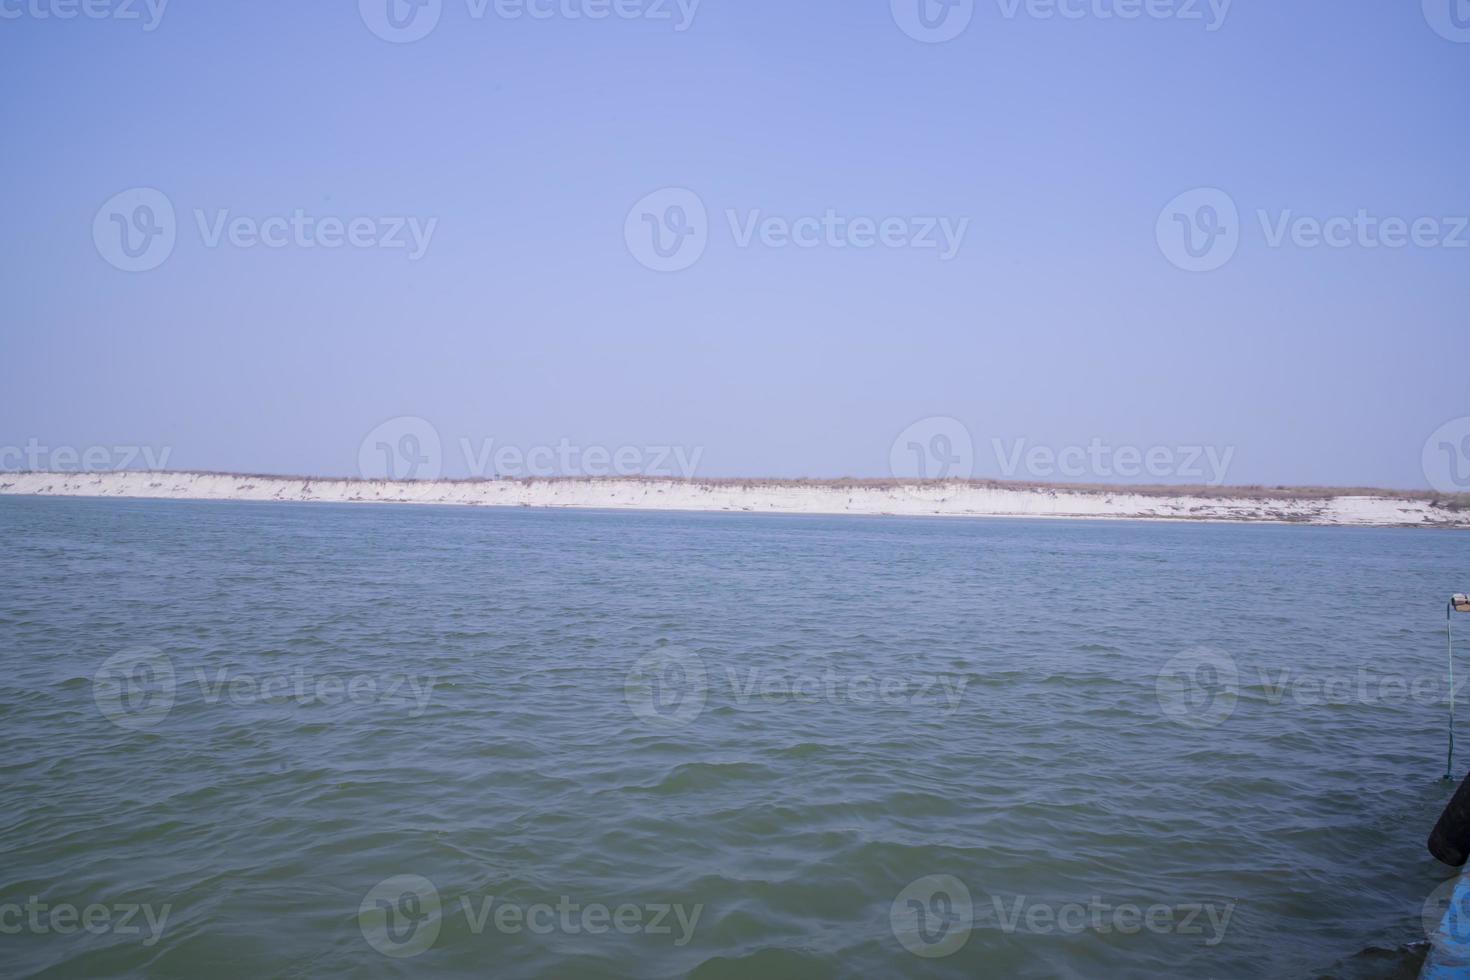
(2, 471, 1468, 528)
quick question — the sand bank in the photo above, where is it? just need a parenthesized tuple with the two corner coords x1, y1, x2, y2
(2, 471, 1467, 528)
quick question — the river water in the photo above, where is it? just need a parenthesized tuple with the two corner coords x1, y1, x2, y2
(2, 496, 1466, 977)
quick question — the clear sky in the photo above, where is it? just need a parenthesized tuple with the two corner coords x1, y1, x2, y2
(2, 0, 1467, 488)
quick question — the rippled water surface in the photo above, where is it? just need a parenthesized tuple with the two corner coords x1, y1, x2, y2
(3, 496, 1469, 978)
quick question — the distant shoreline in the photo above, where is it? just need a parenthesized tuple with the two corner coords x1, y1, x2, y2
(2, 471, 1467, 528)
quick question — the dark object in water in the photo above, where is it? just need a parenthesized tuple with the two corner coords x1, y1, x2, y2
(1430, 770, 1470, 866)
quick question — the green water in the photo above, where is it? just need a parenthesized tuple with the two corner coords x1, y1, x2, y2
(2, 496, 1466, 977)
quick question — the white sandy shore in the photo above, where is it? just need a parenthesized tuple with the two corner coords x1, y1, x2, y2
(1, 471, 1466, 528)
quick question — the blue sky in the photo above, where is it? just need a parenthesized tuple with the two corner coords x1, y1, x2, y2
(2, 0, 1467, 487)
